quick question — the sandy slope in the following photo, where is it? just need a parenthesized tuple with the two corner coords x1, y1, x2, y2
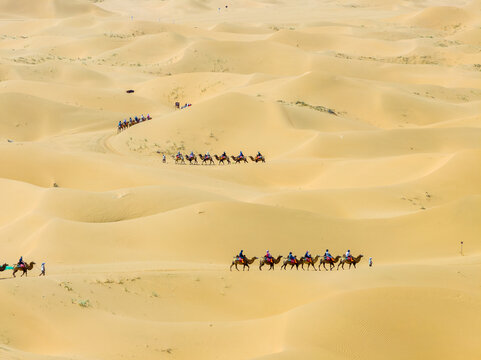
(0, 0, 480, 359)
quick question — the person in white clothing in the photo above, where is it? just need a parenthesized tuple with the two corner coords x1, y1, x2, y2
(39, 262, 45, 276)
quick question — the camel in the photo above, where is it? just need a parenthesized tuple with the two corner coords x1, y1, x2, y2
(231, 155, 248, 164)
(185, 154, 198, 164)
(299, 255, 320, 271)
(118, 122, 132, 132)
(198, 154, 214, 165)
(214, 154, 230, 165)
(280, 256, 299, 270)
(230, 256, 258, 271)
(174, 154, 185, 164)
(248, 155, 265, 163)
(259, 256, 283, 271)
(319, 255, 341, 271)
(0, 263, 8, 272)
(337, 255, 363, 270)
(12, 261, 35, 277)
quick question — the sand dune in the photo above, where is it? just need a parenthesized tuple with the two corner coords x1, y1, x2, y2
(0, 0, 110, 19)
(404, 6, 473, 30)
(0, 0, 480, 359)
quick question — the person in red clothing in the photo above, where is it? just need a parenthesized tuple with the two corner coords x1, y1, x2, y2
(265, 250, 273, 263)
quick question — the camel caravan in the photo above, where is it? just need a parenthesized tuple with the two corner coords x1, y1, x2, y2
(231, 250, 364, 271)
(0, 257, 44, 277)
(117, 114, 152, 132)
(172, 151, 265, 165)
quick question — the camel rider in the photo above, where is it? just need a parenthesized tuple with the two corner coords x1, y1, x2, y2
(287, 252, 296, 263)
(134, 116, 139, 122)
(265, 250, 273, 263)
(324, 249, 332, 261)
(18, 256, 25, 268)
(118, 120, 122, 128)
(206, 151, 210, 158)
(222, 151, 227, 159)
(189, 151, 194, 159)
(238, 250, 245, 263)
(123, 119, 127, 126)
(147, 114, 151, 120)
(257, 151, 262, 159)
(345, 249, 351, 261)
(305, 251, 312, 262)
(176, 151, 182, 159)
(239, 151, 244, 159)
(129, 117, 133, 124)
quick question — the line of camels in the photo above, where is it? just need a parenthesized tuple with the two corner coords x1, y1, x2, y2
(230, 254, 364, 271)
(117, 115, 152, 132)
(172, 153, 265, 165)
(0, 262, 36, 277)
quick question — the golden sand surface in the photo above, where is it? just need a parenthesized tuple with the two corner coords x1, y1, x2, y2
(0, 0, 480, 359)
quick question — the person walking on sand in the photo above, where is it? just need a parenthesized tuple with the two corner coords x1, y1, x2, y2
(39, 262, 45, 276)
(369, 257, 373, 267)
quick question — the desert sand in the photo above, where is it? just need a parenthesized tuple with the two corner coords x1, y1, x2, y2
(0, 0, 480, 359)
